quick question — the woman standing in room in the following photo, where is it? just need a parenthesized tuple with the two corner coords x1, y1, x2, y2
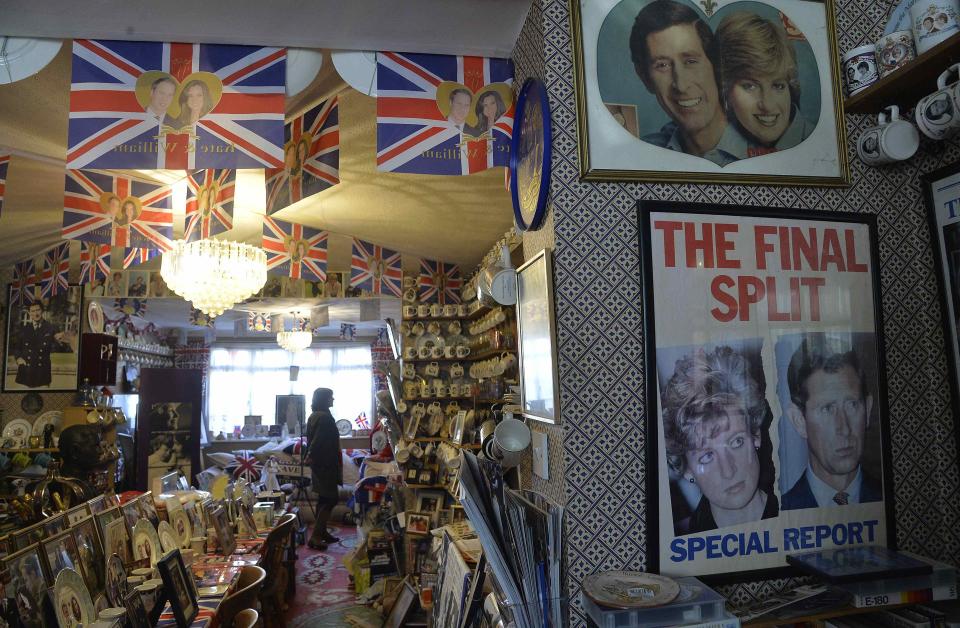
(306, 387, 342, 550)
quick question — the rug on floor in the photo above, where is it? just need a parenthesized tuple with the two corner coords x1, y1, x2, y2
(286, 523, 376, 628)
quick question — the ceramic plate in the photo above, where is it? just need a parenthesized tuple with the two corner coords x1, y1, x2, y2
(32, 410, 63, 438)
(336, 419, 353, 436)
(169, 508, 192, 548)
(3, 419, 33, 448)
(581, 571, 680, 609)
(54, 567, 95, 627)
(105, 554, 127, 607)
(131, 520, 162, 566)
(87, 300, 105, 334)
(157, 521, 179, 553)
(424, 412, 443, 436)
(197, 583, 230, 597)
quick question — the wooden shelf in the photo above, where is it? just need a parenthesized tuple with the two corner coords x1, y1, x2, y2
(469, 348, 517, 361)
(401, 396, 473, 402)
(403, 358, 468, 363)
(0, 447, 59, 453)
(845, 33, 960, 114)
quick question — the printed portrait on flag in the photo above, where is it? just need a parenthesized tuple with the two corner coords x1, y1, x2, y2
(377, 52, 515, 175)
(184, 169, 235, 242)
(350, 238, 402, 297)
(262, 216, 328, 281)
(41, 243, 71, 299)
(265, 97, 340, 215)
(0, 154, 9, 216)
(63, 170, 174, 251)
(419, 258, 462, 304)
(79, 243, 112, 286)
(3, 284, 81, 392)
(68, 40, 286, 169)
(640, 201, 892, 581)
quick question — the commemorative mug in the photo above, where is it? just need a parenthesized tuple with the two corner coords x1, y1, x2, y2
(450, 362, 464, 378)
(444, 345, 457, 358)
(431, 346, 444, 359)
(412, 402, 426, 419)
(402, 363, 416, 379)
(425, 361, 440, 377)
(446, 402, 461, 416)
(428, 401, 443, 416)
(399, 322, 411, 336)
(410, 443, 423, 459)
(458, 304, 468, 317)
(403, 288, 417, 303)
(419, 379, 431, 396)
(403, 275, 415, 288)
(448, 383, 460, 397)
(444, 304, 457, 317)
(448, 320, 461, 335)
(842, 44, 879, 96)
(911, 0, 960, 53)
(403, 346, 416, 360)
(403, 380, 418, 398)
(417, 304, 430, 317)
(492, 418, 531, 469)
(418, 346, 431, 359)
(500, 352, 517, 372)
(403, 305, 417, 318)
(424, 443, 435, 458)
(875, 30, 916, 77)
(435, 382, 447, 398)
(917, 64, 960, 139)
(456, 345, 471, 358)
(411, 321, 425, 336)
(427, 321, 441, 335)
(858, 105, 919, 165)
(427, 303, 438, 317)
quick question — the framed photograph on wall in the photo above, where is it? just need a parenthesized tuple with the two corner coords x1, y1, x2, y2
(276, 394, 306, 436)
(923, 163, 960, 461)
(516, 248, 561, 424)
(570, 0, 848, 185)
(3, 284, 81, 391)
(639, 200, 894, 581)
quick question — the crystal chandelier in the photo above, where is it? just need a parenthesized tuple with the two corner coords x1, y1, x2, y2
(161, 240, 267, 317)
(277, 330, 313, 352)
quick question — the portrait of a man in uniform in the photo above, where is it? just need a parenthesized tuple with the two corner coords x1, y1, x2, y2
(4, 286, 81, 391)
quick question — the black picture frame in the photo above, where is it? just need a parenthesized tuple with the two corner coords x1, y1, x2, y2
(275, 394, 306, 436)
(156, 549, 198, 628)
(639, 200, 895, 583)
(922, 161, 960, 466)
(2, 284, 82, 392)
(123, 587, 150, 628)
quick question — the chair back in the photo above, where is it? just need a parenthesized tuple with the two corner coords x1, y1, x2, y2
(258, 513, 296, 572)
(233, 608, 259, 628)
(209, 565, 266, 628)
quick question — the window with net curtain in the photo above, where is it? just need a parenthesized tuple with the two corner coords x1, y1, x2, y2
(207, 343, 372, 436)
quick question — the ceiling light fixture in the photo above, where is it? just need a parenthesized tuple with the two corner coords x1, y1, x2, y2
(161, 240, 267, 317)
(276, 330, 313, 353)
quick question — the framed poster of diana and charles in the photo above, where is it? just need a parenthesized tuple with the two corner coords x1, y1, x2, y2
(639, 201, 895, 581)
(570, 0, 849, 185)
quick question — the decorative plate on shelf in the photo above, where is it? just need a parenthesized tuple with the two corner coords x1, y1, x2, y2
(424, 412, 443, 436)
(336, 419, 353, 437)
(131, 520, 162, 566)
(168, 508, 192, 549)
(104, 554, 127, 607)
(581, 571, 680, 609)
(20, 392, 43, 415)
(32, 410, 63, 438)
(157, 521, 179, 553)
(54, 567, 95, 627)
(2, 419, 33, 448)
(87, 300, 105, 334)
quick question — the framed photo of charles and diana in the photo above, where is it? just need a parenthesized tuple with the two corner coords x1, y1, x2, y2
(639, 201, 895, 581)
(571, 0, 849, 186)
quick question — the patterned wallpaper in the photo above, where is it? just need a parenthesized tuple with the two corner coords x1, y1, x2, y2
(512, 0, 960, 624)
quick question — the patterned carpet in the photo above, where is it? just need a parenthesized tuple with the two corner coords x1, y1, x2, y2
(286, 523, 380, 628)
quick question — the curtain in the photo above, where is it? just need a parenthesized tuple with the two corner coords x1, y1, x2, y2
(207, 343, 372, 436)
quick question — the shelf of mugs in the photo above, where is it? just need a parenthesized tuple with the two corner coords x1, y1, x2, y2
(402, 357, 471, 363)
(401, 396, 475, 402)
(845, 32, 960, 114)
(469, 347, 517, 362)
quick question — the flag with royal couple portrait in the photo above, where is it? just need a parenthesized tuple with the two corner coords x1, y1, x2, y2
(40, 243, 70, 299)
(261, 216, 328, 281)
(11, 260, 37, 306)
(67, 40, 286, 170)
(350, 238, 403, 297)
(79, 242, 111, 285)
(184, 169, 235, 242)
(376, 52, 515, 175)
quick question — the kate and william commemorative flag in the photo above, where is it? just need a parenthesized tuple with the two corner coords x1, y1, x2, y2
(262, 216, 328, 281)
(123, 247, 159, 269)
(376, 52, 514, 175)
(265, 97, 340, 215)
(419, 258, 462, 304)
(350, 238, 402, 297)
(12, 260, 37, 306)
(68, 39, 286, 169)
(185, 169, 235, 242)
(63, 170, 174, 251)
(0, 154, 9, 216)
(40, 243, 70, 299)
(79, 242, 111, 285)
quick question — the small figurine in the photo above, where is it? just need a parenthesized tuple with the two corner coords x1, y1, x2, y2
(261, 456, 281, 492)
(42, 424, 55, 449)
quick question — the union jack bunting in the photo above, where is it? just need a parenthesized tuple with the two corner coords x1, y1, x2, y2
(0, 154, 9, 216)
(11, 260, 37, 306)
(261, 216, 328, 281)
(122, 247, 159, 269)
(68, 39, 286, 169)
(185, 169, 235, 242)
(79, 243, 111, 285)
(349, 238, 402, 297)
(247, 312, 271, 332)
(418, 258, 462, 304)
(40, 243, 70, 299)
(63, 170, 174, 251)
(376, 52, 514, 175)
(265, 97, 340, 215)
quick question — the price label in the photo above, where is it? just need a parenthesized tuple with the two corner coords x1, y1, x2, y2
(862, 594, 890, 607)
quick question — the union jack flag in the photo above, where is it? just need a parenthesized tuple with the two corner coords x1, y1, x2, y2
(123, 247, 159, 269)
(79, 242, 111, 285)
(265, 97, 340, 215)
(350, 238, 402, 297)
(63, 170, 174, 251)
(261, 216, 328, 281)
(40, 243, 70, 299)
(68, 39, 286, 170)
(376, 52, 514, 175)
(419, 258, 462, 304)
(355, 412, 369, 430)
(231, 451, 263, 482)
(11, 260, 37, 306)
(115, 298, 147, 317)
(185, 169, 235, 242)
(0, 154, 9, 216)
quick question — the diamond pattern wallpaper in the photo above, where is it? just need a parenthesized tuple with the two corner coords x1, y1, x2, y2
(512, 0, 960, 624)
